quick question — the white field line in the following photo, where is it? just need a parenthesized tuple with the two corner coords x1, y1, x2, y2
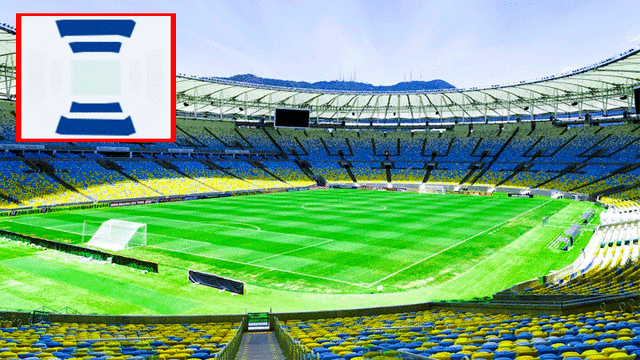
(48, 223, 82, 229)
(147, 240, 367, 288)
(247, 239, 334, 264)
(131, 215, 337, 243)
(5, 219, 83, 235)
(368, 199, 554, 287)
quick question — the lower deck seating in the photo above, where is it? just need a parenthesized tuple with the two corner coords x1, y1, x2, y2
(0, 162, 89, 207)
(0, 321, 241, 360)
(217, 161, 290, 189)
(283, 309, 640, 360)
(117, 161, 212, 196)
(309, 162, 351, 182)
(52, 161, 159, 201)
(520, 208, 640, 296)
(172, 161, 258, 192)
(261, 161, 315, 187)
(525, 256, 640, 295)
(390, 167, 425, 183)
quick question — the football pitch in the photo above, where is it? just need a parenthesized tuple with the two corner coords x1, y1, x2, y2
(0, 189, 598, 314)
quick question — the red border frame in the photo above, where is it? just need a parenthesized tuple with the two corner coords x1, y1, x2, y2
(16, 13, 177, 143)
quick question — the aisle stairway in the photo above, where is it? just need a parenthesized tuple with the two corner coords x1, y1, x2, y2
(233, 332, 285, 360)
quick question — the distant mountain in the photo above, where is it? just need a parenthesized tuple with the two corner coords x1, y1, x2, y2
(220, 74, 455, 92)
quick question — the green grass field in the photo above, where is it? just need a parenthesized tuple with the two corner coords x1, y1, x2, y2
(0, 189, 599, 315)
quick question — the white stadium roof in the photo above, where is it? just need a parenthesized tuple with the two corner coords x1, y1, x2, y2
(176, 47, 640, 124)
(1, 26, 639, 124)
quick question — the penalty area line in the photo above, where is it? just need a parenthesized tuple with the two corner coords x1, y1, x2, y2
(4, 219, 84, 236)
(147, 242, 368, 288)
(368, 199, 553, 287)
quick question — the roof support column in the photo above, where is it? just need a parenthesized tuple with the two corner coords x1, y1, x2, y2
(483, 94, 488, 123)
(397, 95, 401, 127)
(244, 93, 248, 120)
(219, 90, 224, 120)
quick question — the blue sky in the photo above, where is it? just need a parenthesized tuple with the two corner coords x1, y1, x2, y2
(4, 0, 640, 88)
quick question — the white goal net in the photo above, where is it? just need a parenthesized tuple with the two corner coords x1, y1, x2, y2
(83, 219, 147, 251)
(419, 184, 445, 194)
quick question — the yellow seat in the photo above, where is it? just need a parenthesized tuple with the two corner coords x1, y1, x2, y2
(472, 352, 495, 360)
(610, 353, 636, 360)
(602, 348, 623, 357)
(433, 352, 452, 360)
(563, 352, 582, 359)
(517, 347, 538, 357)
(582, 350, 601, 359)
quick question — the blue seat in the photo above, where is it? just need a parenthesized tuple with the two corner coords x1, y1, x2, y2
(482, 342, 499, 351)
(187, 354, 208, 359)
(451, 353, 471, 360)
(535, 345, 557, 355)
(518, 332, 534, 340)
(540, 354, 562, 360)
(555, 345, 573, 354)
(612, 340, 631, 349)
(494, 350, 515, 359)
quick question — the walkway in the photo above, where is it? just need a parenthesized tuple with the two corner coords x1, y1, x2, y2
(233, 332, 285, 360)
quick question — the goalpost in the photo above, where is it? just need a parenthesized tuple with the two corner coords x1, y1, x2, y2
(83, 219, 147, 251)
(418, 184, 445, 195)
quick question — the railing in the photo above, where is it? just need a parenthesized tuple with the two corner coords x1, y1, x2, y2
(214, 317, 246, 360)
(272, 316, 317, 360)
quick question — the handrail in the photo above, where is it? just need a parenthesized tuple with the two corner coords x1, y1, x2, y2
(272, 316, 317, 360)
(214, 317, 246, 360)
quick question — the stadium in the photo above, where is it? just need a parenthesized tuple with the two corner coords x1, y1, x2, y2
(3, 3, 640, 359)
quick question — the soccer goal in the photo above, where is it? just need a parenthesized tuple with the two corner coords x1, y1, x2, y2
(418, 184, 445, 195)
(83, 219, 147, 251)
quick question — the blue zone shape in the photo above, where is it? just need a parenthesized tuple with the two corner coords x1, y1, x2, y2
(70, 102, 123, 113)
(56, 19, 135, 37)
(69, 42, 122, 53)
(56, 116, 136, 136)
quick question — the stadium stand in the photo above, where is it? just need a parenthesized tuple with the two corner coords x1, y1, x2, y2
(260, 161, 315, 187)
(309, 161, 352, 183)
(171, 160, 259, 192)
(280, 308, 640, 360)
(3, 96, 640, 208)
(116, 161, 212, 196)
(52, 161, 159, 201)
(0, 320, 241, 360)
(517, 199, 640, 296)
